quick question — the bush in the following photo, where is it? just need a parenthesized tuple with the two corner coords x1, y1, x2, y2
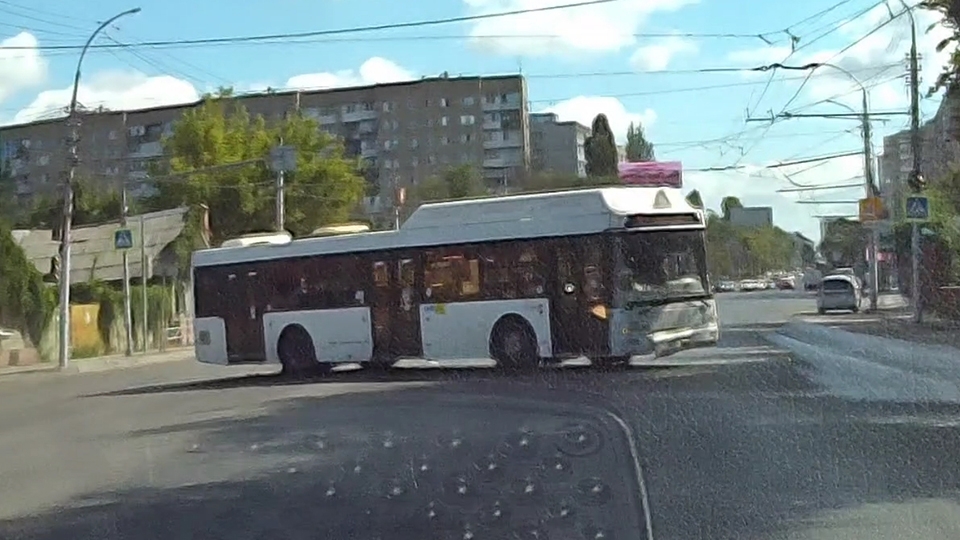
(0, 223, 55, 345)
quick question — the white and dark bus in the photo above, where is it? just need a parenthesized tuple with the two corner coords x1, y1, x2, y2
(191, 186, 719, 374)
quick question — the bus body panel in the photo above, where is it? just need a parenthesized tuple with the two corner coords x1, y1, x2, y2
(263, 308, 374, 364)
(419, 298, 552, 360)
(195, 316, 229, 365)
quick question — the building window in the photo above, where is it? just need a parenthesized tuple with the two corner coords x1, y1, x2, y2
(441, 116, 449, 127)
(412, 157, 419, 167)
(462, 96, 475, 106)
(460, 115, 475, 126)
(440, 136, 450, 145)
(460, 134, 472, 143)
(440, 98, 449, 107)
(410, 138, 419, 149)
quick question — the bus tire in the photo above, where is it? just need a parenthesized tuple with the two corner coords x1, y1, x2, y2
(490, 316, 539, 371)
(277, 324, 326, 377)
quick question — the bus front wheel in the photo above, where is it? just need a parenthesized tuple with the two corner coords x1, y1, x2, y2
(490, 316, 539, 370)
(277, 325, 327, 377)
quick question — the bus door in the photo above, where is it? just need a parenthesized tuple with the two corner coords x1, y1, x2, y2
(390, 256, 422, 358)
(370, 256, 423, 359)
(549, 237, 608, 357)
(223, 267, 266, 361)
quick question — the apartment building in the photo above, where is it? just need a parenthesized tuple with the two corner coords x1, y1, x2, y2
(879, 86, 960, 220)
(529, 112, 589, 178)
(0, 74, 531, 219)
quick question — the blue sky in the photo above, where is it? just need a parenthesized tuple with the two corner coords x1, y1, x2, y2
(0, 0, 952, 242)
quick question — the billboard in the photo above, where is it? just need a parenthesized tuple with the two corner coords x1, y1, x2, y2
(617, 161, 682, 188)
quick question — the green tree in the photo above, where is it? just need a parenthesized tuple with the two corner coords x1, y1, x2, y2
(584, 114, 619, 178)
(685, 189, 704, 208)
(818, 218, 867, 268)
(20, 179, 124, 230)
(147, 97, 365, 246)
(624, 122, 655, 162)
(0, 221, 55, 346)
(412, 164, 487, 203)
(920, 0, 960, 95)
(720, 196, 743, 220)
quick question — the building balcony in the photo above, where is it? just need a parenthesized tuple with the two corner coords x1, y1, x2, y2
(128, 141, 164, 158)
(483, 137, 523, 149)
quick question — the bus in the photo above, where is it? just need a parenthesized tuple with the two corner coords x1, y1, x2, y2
(191, 185, 720, 374)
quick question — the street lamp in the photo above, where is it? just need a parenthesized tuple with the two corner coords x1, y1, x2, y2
(57, 7, 141, 370)
(790, 61, 881, 311)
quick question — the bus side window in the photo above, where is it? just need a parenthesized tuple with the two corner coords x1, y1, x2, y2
(424, 250, 480, 303)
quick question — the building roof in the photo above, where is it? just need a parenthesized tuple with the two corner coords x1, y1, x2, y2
(192, 186, 704, 268)
(12, 207, 189, 284)
(0, 74, 525, 133)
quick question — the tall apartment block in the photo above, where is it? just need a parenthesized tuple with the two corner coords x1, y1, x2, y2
(0, 74, 531, 221)
(878, 85, 960, 221)
(529, 112, 589, 178)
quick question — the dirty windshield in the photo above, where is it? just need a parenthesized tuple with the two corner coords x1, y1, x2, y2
(615, 230, 709, 304)
(3, 1, 960, 539)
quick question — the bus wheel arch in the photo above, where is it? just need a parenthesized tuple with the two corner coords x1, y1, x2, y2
(489, 314, 540, 370)
(277, 324, 325, 377)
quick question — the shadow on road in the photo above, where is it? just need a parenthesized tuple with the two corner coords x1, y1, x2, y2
(5, 376, 960, 539)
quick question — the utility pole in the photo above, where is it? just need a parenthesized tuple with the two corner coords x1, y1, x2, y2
(140, 214, 148, 353)
(859, 88, 880, 312)
(120, 113, 133, 356)
(56, 7, 141, 371)
(905, 4, 924, 323)
(275, 136, 285, 231)
(392, 175, 403, 230)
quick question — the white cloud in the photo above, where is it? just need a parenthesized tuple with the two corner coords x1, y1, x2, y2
(464, 0, 699, 56)
(0, 32, 47, 103)
(12, 71, 199, 124)
(8, 58, 415, 125)
(724, 4, 955, 110)
(686, 154, 867, 242)
(630, 36, 698, 71)
(284, 57, 414, 90)
(540, 96, 656, 143)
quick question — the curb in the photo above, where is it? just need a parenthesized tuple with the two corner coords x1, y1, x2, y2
(0, 349, 193, 377)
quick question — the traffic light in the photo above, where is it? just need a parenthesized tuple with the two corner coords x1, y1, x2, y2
(908, 172, 926, 193)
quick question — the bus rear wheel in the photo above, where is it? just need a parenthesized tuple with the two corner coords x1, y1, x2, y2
(277, 325, 327, 377)
(490, 317, 539, 371)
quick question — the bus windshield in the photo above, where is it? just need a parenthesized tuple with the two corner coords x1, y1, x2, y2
(614, 230, 710, 305)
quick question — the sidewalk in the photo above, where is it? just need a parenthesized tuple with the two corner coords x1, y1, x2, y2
(0, 347, 194, 377)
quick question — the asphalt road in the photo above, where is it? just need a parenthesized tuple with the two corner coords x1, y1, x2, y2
(1, 290, 958, 540)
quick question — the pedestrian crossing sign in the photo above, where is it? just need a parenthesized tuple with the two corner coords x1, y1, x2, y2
(114, 228, 133, 250)
(905, 195, 930, 222)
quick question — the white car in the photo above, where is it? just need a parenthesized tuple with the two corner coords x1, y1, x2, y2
(817, 275, 861, 314)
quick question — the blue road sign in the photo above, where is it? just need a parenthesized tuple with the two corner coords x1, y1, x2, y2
(114, 228, 133, 250)
(905, 195, 930, 222)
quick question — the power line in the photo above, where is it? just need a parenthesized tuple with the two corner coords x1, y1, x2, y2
(775, 2, 915, 115)
(0, 0, 770, 53)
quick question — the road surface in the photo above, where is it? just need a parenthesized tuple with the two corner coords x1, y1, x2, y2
(1, 290, 957, 540)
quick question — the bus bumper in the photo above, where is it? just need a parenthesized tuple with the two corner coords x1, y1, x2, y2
(609, 299, 720, 358)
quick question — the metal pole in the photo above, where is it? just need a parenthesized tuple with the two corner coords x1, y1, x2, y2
(57, 7, 141, 370)
(904, 1, 923, 323)
(140, 214, 148, 353)
(859, 88, 879, 311)
(275, 136, 285, 231)
(120, 113, 133, 356)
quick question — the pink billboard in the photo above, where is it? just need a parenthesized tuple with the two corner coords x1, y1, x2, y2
(617, 161, 683, 188)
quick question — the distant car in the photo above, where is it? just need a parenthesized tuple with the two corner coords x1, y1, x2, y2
(776, 277, 796, 290)
(714, 280, 737, 293)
